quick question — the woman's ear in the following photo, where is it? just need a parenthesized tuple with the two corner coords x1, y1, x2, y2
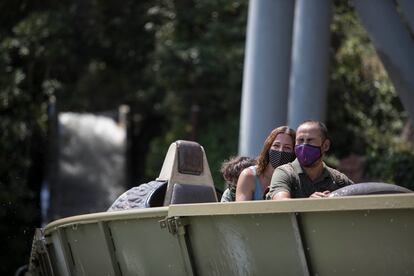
(322, 139, 330, 153)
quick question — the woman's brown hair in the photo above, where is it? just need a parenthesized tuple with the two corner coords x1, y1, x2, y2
(256, 126, 296, 175)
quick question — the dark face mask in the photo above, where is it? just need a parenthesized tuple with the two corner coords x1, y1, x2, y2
(295, 144, 322, 167)
(268, 149, 296, 169)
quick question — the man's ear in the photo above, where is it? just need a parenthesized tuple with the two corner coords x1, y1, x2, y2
(322, 139, 330, 153)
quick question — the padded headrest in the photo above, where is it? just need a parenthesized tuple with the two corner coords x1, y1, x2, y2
(177, 140, 203, 175)
(157, 140, 217, 205)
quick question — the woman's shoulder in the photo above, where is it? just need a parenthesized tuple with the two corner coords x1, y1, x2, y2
(240, 165, 256, 176)
(238, 166, 257, 184)
(237, 166, 257, 192)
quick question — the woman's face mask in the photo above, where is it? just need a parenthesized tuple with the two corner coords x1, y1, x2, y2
(268, 149, 296, 168)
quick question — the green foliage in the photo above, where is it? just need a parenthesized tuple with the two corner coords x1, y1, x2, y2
(0, 1, 160, 273)
(328, 1, 406, 158)
(328, 1, 412, 188)
(366, 145, 414, 191)
(144, 0, 247, 184)
(198, 115, 240, 189)
(0, 10, 50, 275)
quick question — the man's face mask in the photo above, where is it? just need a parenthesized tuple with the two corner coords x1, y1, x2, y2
(295, 144, 323, 167)
(268, 149, 296, 169)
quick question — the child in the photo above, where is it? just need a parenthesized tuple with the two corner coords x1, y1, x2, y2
(220, 156, 256, 202)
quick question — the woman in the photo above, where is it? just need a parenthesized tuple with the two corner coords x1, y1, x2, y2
(236, 126, 296, 201)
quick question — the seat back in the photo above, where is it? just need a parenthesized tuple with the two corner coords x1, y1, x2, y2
(157, 140, 217, 205)
(170, 183, 217, 204)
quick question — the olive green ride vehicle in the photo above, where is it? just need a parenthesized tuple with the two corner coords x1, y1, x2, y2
(27, 140, 414, 276)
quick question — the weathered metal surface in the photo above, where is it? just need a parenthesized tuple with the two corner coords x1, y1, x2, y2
(32, 194, 414, 276)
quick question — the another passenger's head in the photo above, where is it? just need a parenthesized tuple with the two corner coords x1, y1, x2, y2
(295, 120, 330, 168)
(256, 126, 296, 175)
(220, 156, 256, 189)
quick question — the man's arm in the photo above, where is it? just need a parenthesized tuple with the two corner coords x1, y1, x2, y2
(266, 167, 292, 200)
(345, 175, 354, 186)
(329, 168, 355, 188)
(272, 191, 291, 200)
(309, 191, 330, 198)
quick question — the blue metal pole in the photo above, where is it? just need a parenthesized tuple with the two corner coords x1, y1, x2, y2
(239, 0, 294, 157)
(287, 0, 332, 129)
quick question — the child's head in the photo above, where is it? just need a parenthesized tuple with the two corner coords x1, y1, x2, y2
(220, 156, 256, 188)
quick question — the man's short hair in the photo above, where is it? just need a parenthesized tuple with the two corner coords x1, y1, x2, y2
(299, 120, 328, 140)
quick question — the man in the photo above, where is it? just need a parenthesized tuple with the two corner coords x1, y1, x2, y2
(266, 120, 353, 200)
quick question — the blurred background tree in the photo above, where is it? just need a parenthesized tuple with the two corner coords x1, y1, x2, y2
(328, 1, 406, 157)
(143, 0, 247, 184)
(0, 0, 160, 273)
(1, 0, 413, 274)
(327, 1, 413, 189)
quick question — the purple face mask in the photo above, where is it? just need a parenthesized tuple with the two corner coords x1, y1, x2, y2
(295, 144, 322, 167)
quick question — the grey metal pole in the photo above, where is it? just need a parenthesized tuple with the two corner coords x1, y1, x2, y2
(354, 0, 414, 123)
(397, 0, 414, 34)
(287, 0, 332, 129)
(239, 0, 294, 157)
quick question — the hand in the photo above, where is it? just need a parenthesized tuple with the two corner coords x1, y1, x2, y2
(309, 190, 330, 198)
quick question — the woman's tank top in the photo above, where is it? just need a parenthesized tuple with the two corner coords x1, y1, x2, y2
(249, 166, 264, 200)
